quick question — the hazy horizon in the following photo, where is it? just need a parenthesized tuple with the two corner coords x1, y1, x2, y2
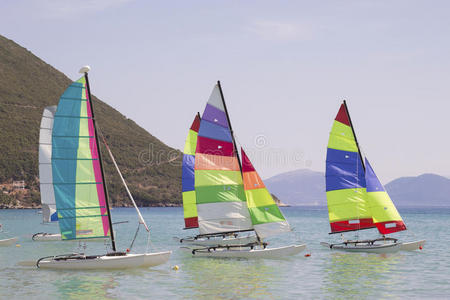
(2, 0, 450, 183)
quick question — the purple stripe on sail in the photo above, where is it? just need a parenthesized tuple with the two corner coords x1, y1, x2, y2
(202, 104, 229, 128)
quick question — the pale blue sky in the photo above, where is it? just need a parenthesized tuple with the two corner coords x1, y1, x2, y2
(1, 0, 450, 182)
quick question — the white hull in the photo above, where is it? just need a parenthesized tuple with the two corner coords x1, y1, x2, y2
(177, 235, 258, 247)
(188, 244, 306, 258)
(32, 233, 61, 241)
(0, 237, 17, 246)
(321, 242, 401, 254)
(37, 251, 171, 270)
(400, 240, 426, 251)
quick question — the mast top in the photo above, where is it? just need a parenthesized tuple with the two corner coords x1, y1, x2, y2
(79, 65, 91, 74)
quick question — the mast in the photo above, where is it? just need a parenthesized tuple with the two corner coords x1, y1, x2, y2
(83, 70, 117, 252)
(343, 100, 365, 172)
(217, 81, 243, 173)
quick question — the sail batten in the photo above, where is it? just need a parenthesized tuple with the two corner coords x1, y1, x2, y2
(52, 77, 111, 240)
(194, 84, 252, 235)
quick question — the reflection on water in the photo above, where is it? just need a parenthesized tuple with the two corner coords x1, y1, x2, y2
(322, 252, 404, 299)
(182, 256, 278, 299)
(54, 273, 117, 300)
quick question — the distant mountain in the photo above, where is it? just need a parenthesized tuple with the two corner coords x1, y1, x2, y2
(385, 173, 450, 207)
(265, 169, 450, 207)
(265, 169, 325, 206)
(0, 34, 181, 208)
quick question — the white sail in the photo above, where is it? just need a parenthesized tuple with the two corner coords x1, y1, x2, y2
(38, 106, 57, 223)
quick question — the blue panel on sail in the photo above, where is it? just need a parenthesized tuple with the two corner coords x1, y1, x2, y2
(198, 119, 232, 142)
(326, 148, 365, 191)
(365, 158, 385, 192)
(182, 154, 195, 192)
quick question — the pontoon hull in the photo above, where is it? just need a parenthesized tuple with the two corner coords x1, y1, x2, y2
(0, 237, 17, 246)
(37, 251, 171, 270)
(320, 242, 401, 254)
(177, 235, 258, 247)
(400, 240, 426, 251)
(188, 244, 306, 258)
(32, 233, 61, 241)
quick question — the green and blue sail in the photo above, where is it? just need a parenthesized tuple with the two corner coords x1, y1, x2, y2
(52, 76, 110, 240)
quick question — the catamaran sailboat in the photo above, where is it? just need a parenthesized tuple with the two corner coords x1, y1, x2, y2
(179, 82, 305, 258)
(321, 101, 425, 253)
(36, 66, 171, 269)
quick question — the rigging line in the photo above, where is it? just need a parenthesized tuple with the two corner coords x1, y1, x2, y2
(97, 128, 150, 233)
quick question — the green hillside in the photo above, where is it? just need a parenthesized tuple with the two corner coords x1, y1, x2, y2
(0, 35, 182, 208)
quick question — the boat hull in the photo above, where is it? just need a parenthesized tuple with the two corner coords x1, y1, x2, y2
(321, 242, 401, 254)
(37, 251, 171, 270)
(177, 235, 258, 247)
(400, 239, 426, 251)
(188, 244, 306, 259)
(32, 233, 61, 241)
(0, 237, 17, 246)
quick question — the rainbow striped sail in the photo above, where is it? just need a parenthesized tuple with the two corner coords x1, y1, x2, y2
(182, 114, 200, 229)
(52, 76, 111, 240)
(326, 103, 374, 233)
(241, 148, 290, 238)
(194, 83, 252, 235)
(365, 158, 406, 234)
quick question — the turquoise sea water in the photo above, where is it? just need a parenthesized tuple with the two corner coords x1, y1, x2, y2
(0, 207, 448, 299)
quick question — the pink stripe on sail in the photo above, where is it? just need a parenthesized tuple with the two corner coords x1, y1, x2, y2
(86, 86, 110, 237)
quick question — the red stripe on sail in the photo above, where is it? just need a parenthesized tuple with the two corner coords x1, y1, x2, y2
(335, 103, 350, 126)
(240, 148, 255, 173)
(375, 220, 406, 235)
(184, 217, 198, 229)
(196, 136, 235, 157)
(330, 218, 375, 233)
(190, 115, 201, 132)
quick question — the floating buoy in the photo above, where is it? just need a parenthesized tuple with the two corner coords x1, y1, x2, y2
(419, 246, 423, 250)
(304, 253, 311, 257)
(126, 248, 130, 253)
(172, 265, 179, 271)
(16, 244, 21, 247)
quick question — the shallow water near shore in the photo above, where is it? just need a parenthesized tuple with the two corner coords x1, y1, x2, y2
(0, 207, 448, 299)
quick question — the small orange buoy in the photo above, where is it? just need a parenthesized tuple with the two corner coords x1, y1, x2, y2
(126, 248, 130, 253)
(304, 253, 311, 257)
(419, 246, 423, 250)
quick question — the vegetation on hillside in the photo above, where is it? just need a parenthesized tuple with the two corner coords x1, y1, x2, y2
(0, 35, 182, 208)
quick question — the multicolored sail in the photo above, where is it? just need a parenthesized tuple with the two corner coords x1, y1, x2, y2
(182, 114, 200, 229)
(365, 158, 406, 234)
(39, 106, 58, 223)
(194, 83, 253, 235)
(325, 103, 374, 233)
(52, 76, 111, 240)
(241, 148, 290, 239)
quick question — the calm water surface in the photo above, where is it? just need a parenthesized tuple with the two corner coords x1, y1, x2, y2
(0, 207, 448, 299)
